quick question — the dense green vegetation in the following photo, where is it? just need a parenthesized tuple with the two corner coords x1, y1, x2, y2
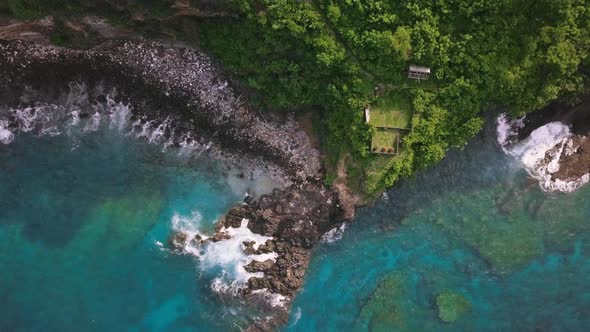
(199, 0, 590, 197)
(5, 0, 590, 197)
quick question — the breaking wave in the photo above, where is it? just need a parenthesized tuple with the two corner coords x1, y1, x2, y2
(496, 114, 589, 192)
(321, 223, 347, 244)
(170, 212, 284, 305)
(0, 83, 215, 160)
(1, 82, 288, 309)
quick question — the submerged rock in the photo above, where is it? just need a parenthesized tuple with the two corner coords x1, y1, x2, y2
(356, 273, 408, 331)
(168, 231, 190, 250)
(436, 291, 471, 323)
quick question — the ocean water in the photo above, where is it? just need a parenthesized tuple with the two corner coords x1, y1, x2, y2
(286, 122, 590, 331)
(0, 95, 280, 331)
(2, 91, 590, 332)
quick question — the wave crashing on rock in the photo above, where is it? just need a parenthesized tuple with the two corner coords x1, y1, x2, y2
(497, 114, 590, 192)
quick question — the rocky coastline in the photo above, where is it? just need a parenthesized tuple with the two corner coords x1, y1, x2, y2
(0, 38, 352, 330)
(499, 95, 590, 191)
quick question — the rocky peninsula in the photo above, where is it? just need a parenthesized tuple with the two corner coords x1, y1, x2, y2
(0, 39, 353, 330)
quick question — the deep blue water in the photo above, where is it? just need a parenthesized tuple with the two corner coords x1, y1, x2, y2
(286, 128, 590, 331)
(1, 105, 589, 332)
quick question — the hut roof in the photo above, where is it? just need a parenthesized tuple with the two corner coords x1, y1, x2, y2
(409, 65, 431, 73)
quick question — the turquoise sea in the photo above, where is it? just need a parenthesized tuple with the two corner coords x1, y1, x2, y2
(1, 97, 589, 331)
(0, 103, 268, 331)
(287, 124, 590, 331)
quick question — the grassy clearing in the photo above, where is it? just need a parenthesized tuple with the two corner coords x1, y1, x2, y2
(362, 152, 405, 197)
(370, 91, 412, 129)
(371, 128, 399, 151)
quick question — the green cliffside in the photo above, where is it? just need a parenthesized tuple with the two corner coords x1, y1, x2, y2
(4, 0, 590, 198)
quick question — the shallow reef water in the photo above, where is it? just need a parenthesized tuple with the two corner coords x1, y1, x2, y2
(1, 96, 589, 332)
(286, 123, 590, 331)
(0, 107, 275, 331)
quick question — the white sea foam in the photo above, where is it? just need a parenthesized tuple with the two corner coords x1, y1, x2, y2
(0, 120, 14, 144)
(68, 110, 80, 127)
(200, 219, 276, 289)
(148, 118, 170, 144)
(84, 112, 102, 132)
(14, 107, 38, 132)
(0, 84, 213, 159)
(251, 288, 289, 308)
(321, 223, 347, 244)
(108, 98, 132, 131)
(496, 113, 525, 149)
(169, 213, 279, 298)
(497, 114, 589, 192)
(288, 307, 302, 327)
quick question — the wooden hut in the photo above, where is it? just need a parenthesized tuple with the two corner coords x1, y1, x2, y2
(408, 65, 430, 80)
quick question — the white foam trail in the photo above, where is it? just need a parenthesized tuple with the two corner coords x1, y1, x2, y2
(135, 120, 153, 139)
(40, 125, 61, 137)
(108, 99, 132, 131)
(178, 136, 202, 156)
(0, 120, 14, 144)
(497, 115, 589, 192)
(148, 118, 170, 144)
(321, 223, 347, 244)
(288, 307, 302, 327)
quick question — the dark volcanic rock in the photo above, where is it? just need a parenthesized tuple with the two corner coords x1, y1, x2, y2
(219, 180, 345, 299)
(0, 39, 321, 180)
(169, 231, 189, 250)
(552, 135, 590, 181)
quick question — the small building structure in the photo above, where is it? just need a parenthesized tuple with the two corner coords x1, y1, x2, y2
(408, 65, 431, 80)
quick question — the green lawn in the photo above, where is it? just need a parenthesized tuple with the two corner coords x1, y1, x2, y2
(371, 128, 400, 152)
(370, 91, 412, 129)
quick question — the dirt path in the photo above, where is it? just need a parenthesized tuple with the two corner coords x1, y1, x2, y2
(331, 154, 361, 220)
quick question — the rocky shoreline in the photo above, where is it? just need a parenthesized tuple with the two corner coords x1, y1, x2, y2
(0, 39, 352, 330)
(499, 95, 590, 191)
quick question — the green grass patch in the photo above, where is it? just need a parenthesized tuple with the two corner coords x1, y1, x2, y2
(370, 91, 412, 129)
(362, 150, 406, 196)
(371, 128, 399, 152)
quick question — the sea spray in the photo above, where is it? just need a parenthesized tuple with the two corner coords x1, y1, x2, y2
(496, 113, 525, 149)
(170, 213, 279, 296)
(0, 120, 14, 144)
(497, 114, 589, 192)
(321, 223, 347, 244)
(201, 219, 277, 292)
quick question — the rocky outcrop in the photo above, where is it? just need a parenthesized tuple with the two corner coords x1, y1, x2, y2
(551, 135, 590, 182)
(218, 181, 343, 297)
(0, 39, 352, 331)
(502, 94, 590, 191)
